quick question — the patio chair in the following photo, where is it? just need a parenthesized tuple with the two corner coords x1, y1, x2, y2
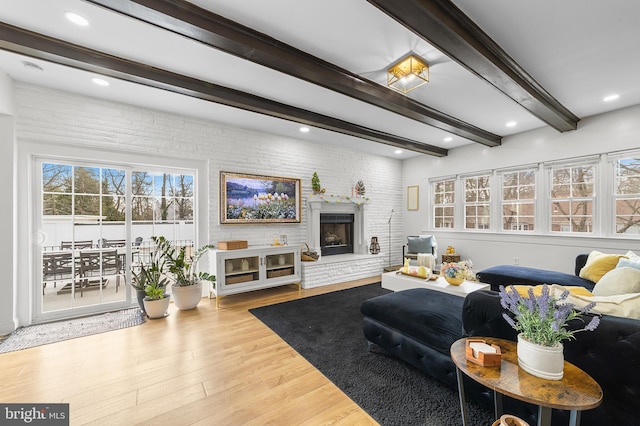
(77, 250, 125, 295)
(42, 252, 75, 295)
(100, 238, 126, 248)
(60, 240, 93, 250)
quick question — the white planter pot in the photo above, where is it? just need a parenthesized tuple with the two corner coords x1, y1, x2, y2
(143, 295, 170, 319)
(517, 334, 564, 380)
(171, 282, 203, 311)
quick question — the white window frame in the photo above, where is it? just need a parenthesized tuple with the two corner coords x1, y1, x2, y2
(463, 173, 491, 230)
(609, 150, 640, 236)
(547, 158, 598, 235)
(431, 177, 456, 229)
(499, 167, 537, 233)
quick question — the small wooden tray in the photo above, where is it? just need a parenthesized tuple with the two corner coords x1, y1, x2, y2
(465, 339, 501, 367)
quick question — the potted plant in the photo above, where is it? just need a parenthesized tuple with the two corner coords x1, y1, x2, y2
(499, 284, 600, 379)
(156, 236, 216, 310)
(143, 274, 171, 318)
(131, 237, 170, 317)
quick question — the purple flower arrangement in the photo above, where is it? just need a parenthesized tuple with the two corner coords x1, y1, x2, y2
(499, 284, 600, 347)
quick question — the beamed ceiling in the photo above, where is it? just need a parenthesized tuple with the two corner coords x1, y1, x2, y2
(1, 1, 639, 158)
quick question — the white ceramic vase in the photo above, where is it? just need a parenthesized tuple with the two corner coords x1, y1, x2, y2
(171, 281, 203, 311)
(517, 334, 564, 380)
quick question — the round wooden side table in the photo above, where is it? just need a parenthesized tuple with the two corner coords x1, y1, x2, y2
(450, 337, 602, 426)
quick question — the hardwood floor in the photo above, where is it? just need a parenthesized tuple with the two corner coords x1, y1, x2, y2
(0, 278, 380, 425)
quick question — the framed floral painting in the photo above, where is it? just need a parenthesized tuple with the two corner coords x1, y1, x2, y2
(220, 172, 301, 224)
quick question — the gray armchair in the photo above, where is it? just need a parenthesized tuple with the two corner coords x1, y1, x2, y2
(402, 235, 437, 261)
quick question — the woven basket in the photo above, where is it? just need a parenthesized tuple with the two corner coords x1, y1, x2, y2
(301, 243, 319, 262)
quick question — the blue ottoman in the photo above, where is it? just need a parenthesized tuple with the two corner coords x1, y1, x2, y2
(360, 288, 464, 388)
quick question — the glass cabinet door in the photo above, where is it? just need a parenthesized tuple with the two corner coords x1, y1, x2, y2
(265, 252, 296, 280)
(223, 256, 260, 285)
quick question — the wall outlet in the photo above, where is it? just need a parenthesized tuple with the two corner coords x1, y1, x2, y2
(513, 257, 519, 265)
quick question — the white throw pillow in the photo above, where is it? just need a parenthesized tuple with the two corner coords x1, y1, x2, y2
(592, 267, 640, 296)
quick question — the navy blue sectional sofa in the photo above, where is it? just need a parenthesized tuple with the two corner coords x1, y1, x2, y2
(361, 254, 640, 425)
(477, 254, 595, 291)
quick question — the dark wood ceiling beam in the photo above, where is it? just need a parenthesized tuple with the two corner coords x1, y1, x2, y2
(85, 0, 500, 147)
(0, 22, 447, 157)
(367, 0, 580, 132)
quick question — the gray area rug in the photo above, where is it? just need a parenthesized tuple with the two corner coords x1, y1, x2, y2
(0, 308, 146, 354)
(250, 283, 494, 426)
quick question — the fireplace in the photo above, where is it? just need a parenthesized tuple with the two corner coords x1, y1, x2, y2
(320, 214, 354, 256)
(306, 195, 369, 258)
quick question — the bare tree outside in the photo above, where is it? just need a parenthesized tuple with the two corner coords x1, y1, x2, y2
(616, 157, 640, 234)
(551, 165, 594, 233)
(502, 169, 535, 231)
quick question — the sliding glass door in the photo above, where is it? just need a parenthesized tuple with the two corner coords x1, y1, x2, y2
(36, 158, 196, 322)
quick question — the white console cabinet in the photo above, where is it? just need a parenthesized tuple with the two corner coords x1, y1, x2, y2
(208, 245, 301, 305)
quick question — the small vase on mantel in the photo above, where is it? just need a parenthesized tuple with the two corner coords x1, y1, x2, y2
(517, 334, 564, 380)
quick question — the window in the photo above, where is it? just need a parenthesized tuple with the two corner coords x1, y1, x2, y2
(464, 175, 490, 229)
(433, 179, 455, 228)
(550, 163, 594, 233)
(501, 169, 536, 232)
(614, 156, 640, 234)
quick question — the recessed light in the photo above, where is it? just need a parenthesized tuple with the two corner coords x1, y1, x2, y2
(603, 94, 619, 102)
(65, 12, 89, 26)
(506, 121, 517, 128)
(394, 149, 403, 155)
(444, 137, 453, 142)
(91, 78, 109, 86)
(299, 126, 310, 133)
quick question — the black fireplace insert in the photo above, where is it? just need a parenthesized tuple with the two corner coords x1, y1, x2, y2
(319, 213, 354, 256)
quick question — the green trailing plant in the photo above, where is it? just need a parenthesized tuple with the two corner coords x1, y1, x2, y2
(155, 236, 216, 288)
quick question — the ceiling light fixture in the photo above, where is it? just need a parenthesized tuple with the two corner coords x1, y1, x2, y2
(506, 121, 517, 128)
(444, 137, 453, 142)
(603, 94, 619, 102)
(91, 78, 109, 86)
(387, 53, 429, 94)
(65, 12, 89, 26)
(299, 126, 310, 133)
(394, 149, 403, 154)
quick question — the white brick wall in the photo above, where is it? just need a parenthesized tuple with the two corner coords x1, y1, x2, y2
(15, 83, 406, 285)
(301, 254, 387, 288)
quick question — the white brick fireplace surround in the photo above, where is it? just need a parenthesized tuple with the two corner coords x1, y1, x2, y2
(301, 195, 386, 288)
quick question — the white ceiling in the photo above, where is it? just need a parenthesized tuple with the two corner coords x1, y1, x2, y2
(1, 0, 639, 159)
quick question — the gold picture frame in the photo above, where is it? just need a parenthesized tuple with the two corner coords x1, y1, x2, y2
(220, 171, 301, 224)
(407, 185, 419, 211)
